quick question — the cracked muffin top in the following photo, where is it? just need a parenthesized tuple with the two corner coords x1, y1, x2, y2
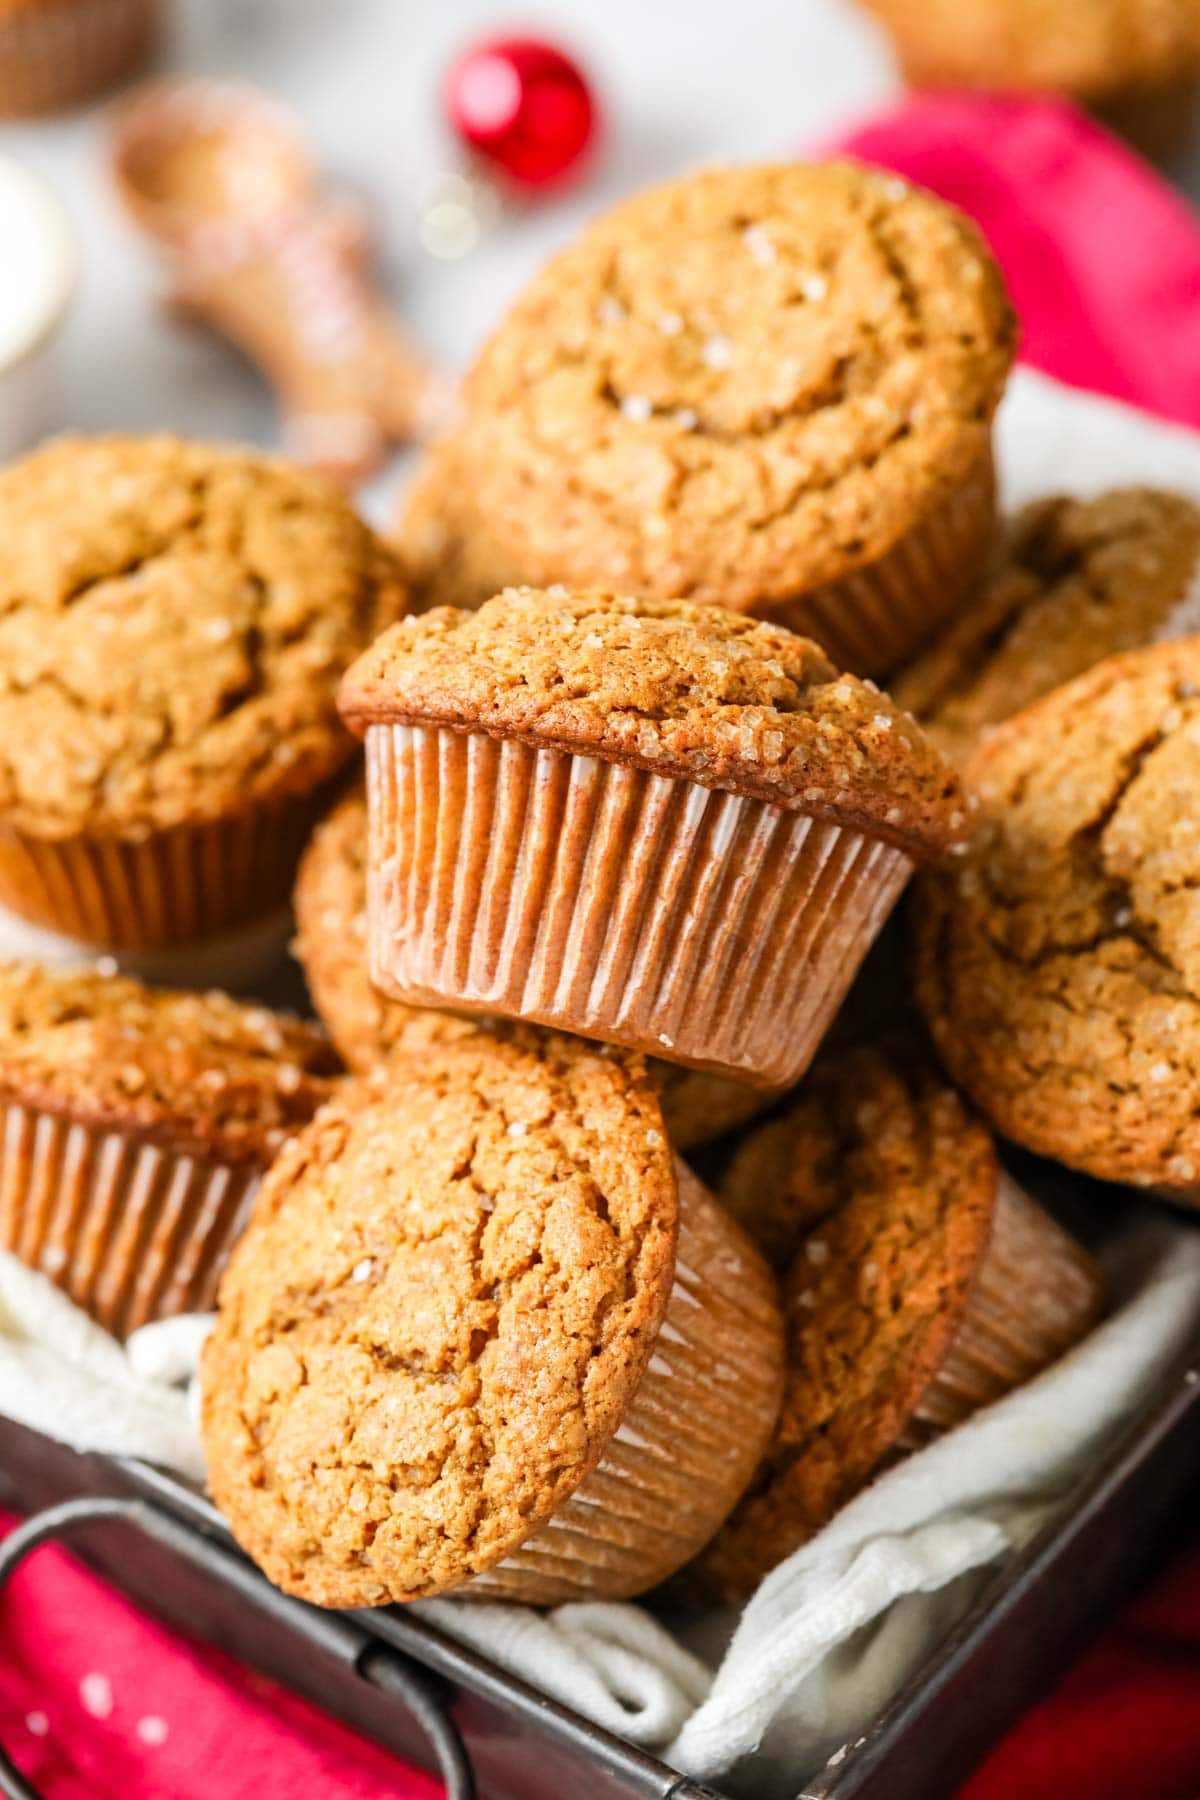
(702, 1042, 997, 1598)
(339, 588, 969, 857)
(201, 1032, 678, 1605)
(0, 435, 408, 839)
(457, 162, 1015, 608)
(395, 436, 527, 614)
(894, 489, 1200, 763)
(293, 785, 772, 1148)
(914, 637, 1200, 1195)
(857, 0, 1200, 98)
(0, 961, 338, 1163)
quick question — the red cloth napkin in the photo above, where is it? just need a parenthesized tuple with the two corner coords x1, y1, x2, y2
(1, 91, 1199, 1800)
(0, 1510, 439, 1799)
(836, 90, 1200, 427)
(959, 1540, 1200, 1800)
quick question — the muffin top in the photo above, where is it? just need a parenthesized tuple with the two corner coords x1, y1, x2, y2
(0, 435, 407, 839)
(0, 962, 338, 1164)
(339, 589, 968, 857)
(201, 1033, 678, 1605)
(701, 1044, 997, 1598)
(458, 163, 1014, 608)
(396, 437, 527, 615)
(858, 0, 1200, 95)
(914, 637, 1200, 1192)
(293, 785, 771, 1149)
(894, 489, 1200, 762)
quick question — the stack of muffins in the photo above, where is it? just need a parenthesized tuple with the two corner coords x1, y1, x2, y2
(16, 153, 1199, 1622)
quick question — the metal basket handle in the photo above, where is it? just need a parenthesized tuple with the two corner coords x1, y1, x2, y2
(0, 1496, 474, 1800)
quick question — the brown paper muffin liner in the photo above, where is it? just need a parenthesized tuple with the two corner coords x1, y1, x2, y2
(0, 0, 159, 117)
(766, 445, 997, 679)
(0, 789, 330, 952)
(898, 1174, 1104, 1451)
(0, 1099, 260, 1339)
(463, 1164, 784, 1604)
(365, 725, 914, 1088)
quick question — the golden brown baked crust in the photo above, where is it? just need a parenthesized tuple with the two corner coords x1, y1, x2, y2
(0, 961, 338, 1163)
(396, 437, 527, 614)
(458, 163, 1014, 609)
(201, 1034, 679, 1606)
(0, 435, 407, 839)
(894, 489, 1200, 762)
(293, 785, 773, 1147)
(858, 0, 1200, 99)
(339, 589, 968, 857)
(914, 638, 1200, 1193)
(702, 1044, 997, 1597)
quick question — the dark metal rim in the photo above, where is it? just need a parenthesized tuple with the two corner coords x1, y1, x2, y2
(0, 1497, 474, 1800)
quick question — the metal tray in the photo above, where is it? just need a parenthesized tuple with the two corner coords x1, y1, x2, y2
(1, 1223, 1198, 1800)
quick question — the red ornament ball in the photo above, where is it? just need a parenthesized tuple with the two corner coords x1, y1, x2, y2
(444, 37, 598, 192)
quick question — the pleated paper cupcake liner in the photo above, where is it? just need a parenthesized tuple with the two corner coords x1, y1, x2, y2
(0, 0, 159, 117)
(366, 724, 913, 1088)
(463, 1163, 785, 1604)
(0, 789, 329, 952)
(0, 1100, 260, 1339)
(898, 1173, 1105, 1451)
(766, 445, 997, 679)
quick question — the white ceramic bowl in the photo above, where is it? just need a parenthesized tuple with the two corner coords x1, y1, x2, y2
(0, 157, 75, 461)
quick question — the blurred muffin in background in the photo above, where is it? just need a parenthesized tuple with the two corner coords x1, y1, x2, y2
(456, 162, 1015, 678)
(856, 0, 1200, 162)
(0, 434, 406, 954)
(0, 0, 160, 117)
(893, 488, 1200, 763)
(395, 435, 528, 614)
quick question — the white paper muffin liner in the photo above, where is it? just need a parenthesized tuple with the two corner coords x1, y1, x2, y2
(365, 724, 913, 1088)
(0, 1100, 260, 1339)
(463, 1164, 785, 1604)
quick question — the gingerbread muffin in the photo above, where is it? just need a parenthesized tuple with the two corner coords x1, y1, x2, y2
(856, 0, 1200, 163)
(0, 435, 406, 951)
(396, 436, 527, 614)
(0, 961, 338, 1336)
(339, 589, 968, 1089)
(0, 0, 159, 117)
(894, 489, 1200, 763)
(703, 1044, 1103, 1599)
(292, 785, 773, 1149)
(915, 638, 1200, 1200)
(457, 163, 1016, 677)
(202, 1032, 784, 1607)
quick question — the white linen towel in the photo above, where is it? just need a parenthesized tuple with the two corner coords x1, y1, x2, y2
(0, 1215, 1195, 1791)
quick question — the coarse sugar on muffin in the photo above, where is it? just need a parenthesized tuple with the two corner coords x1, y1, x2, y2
(894, 489, 1200, 763)
(702, 1042, 1103, 1599)
(0, 0, 160, 118)
(0, 434, 407, 950)
(339, 589, 968, 1088)
(0, 960, 338, 1335)
(201, 1032, 785, 1607)
(856, 0, 1200, 162)
(458, 162, 1016, 676)
(292, 784, 774, 1148)
(914, 637, 1200, 1200)
(395, 435, 528, 614)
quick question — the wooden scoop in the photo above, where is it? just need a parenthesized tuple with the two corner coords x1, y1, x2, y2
(111, 78, 448, 483)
